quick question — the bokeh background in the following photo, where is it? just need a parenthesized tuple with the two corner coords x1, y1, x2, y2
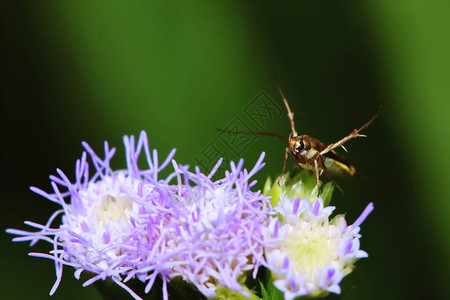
(1, 1, 449, 299)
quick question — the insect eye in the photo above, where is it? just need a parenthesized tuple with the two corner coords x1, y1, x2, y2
(296, 141, 304, 152)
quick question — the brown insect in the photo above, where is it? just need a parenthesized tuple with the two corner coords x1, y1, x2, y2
(218, 83, 381, 195)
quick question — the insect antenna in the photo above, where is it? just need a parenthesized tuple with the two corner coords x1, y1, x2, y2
(320, 106, 383, 156)
(217, 129, 288, 141)
(356, 105, 383, 133)
(274, 79, 297, 137)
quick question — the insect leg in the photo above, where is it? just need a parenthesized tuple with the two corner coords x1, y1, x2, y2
(320, 107, 382, 156)
(313, 159, 321, 197)
(277, 148, 290, 185)
(323, 170, 345, 195)
(318, 155, 345, 195)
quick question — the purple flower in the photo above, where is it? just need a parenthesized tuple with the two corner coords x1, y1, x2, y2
(263, 197, 373, 300)
(158, 153, 272, 298)
(7, 131, 271, 299)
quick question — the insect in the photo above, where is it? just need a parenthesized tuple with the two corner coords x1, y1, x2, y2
(218, 83, 381, 195)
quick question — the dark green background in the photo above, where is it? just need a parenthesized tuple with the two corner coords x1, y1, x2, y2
(1, 1, 449, 299)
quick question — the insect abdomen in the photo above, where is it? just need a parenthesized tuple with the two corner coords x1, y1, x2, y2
(324, 156, 359, 177)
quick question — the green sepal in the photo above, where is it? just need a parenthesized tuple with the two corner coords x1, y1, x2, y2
(208, 285, 261, 300)
(260, 269, 284, 300)
(263, 170, 334, 207)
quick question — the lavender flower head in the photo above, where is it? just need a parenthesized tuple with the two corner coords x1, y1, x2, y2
(263, 197, 373, 300)
(7, 131, 271, 300)
(162, 153, 271, 298)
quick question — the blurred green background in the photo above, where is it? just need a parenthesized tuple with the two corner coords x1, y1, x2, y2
(1, 1, 449, 299)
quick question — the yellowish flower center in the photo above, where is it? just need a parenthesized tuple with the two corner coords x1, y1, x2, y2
(96, 194, 133, 225)
(280, 221, 339, 277)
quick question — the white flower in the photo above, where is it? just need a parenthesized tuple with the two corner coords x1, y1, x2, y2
(264, 197, 373, 300)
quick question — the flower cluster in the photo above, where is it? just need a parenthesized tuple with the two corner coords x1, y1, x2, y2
(7, 131, 271, 300)
(263, 197, 373, 300)
(7, 131, 373, 300)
